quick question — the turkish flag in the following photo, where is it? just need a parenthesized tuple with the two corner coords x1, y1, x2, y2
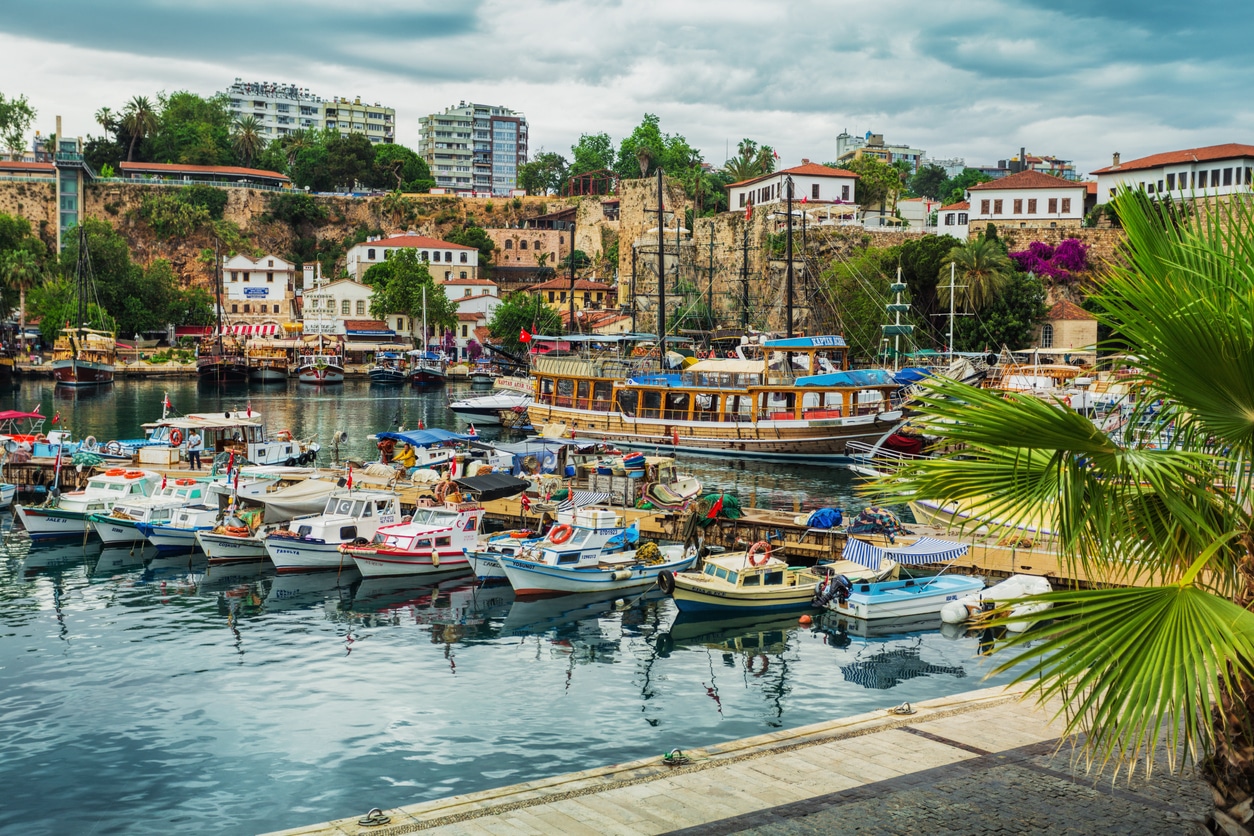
(745, 199, 753, 221)
(519, 328, 532, 343)
(706, 493, 725, 519)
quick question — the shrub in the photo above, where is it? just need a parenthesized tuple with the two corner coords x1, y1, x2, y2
(1009, 238, 1090, 284)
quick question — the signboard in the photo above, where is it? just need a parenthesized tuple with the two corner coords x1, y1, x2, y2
(243, 287, 269, 299)
(304, 321, 341, 335)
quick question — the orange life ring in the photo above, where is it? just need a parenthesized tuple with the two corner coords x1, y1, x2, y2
(548, 524, 574, 544)
(175, 478, 196, 486)
(434, 481, 450, 501)
(277, 429, 292, 441)
(124, 471, 145, 479)
(747, 541, 771, 566)
(510, 530, 533, 539)
(169, 428, 184, 446)
(746, 654, 769, 677)
(105, 468, 126, 476)
(34, 433, 46, 443)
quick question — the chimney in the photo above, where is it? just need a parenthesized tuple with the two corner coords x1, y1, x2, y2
(801, 158, 810, 165)
(1112, 152, 1121, 167)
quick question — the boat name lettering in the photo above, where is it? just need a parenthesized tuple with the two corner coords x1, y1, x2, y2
(811, 336, 843, 347)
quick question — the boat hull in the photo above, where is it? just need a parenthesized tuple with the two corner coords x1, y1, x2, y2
(197, 531, 269, 564)
(349, 547, 471, 578)
(52, 359, 114, 386)
(497, 551, 696, 596)
(15, 506, 92, 539)
(368, 368, 408, 385)
(823, 575, 986, 620)
(265, 538, 358, 573)
(197, 358, 249, 383)
(410, 371, 446, 386)
(671, 583, 819, 614)
(0, 483, 14, 509)
(139, 523, 209, 553)
(90, 515, 148, 545)
(298, 366, 344, 384)
(249, 367, 287, 382)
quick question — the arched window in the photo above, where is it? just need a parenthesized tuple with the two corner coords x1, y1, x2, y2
(460, 252, 468, 263)
(1040, 323, 1054, 348)
(520, 240, 528, 250)
(534, 241, 541, 251)
(504, 240, 513, 250)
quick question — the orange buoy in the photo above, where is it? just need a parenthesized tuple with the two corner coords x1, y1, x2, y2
(799, 614, 812, 626)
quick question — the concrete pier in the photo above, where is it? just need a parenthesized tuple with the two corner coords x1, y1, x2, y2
(263, 684, 1211, 836)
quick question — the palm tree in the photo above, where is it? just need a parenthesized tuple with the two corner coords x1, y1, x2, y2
(636, 146, 654, 178)
(723, 139, 775, 182)
(877, 191, 1254, 801)
(94, 106, 116, 135)
(231, 116, 264, 168)
(938, 236, 1014, 312)
(121, 96, 158, 162)
(380, 190, 411, 228)
(1, 250, 43, 352)
(280, 128, 311, 169)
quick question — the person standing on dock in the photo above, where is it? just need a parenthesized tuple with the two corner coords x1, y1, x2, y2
(187, 431, 203, 471)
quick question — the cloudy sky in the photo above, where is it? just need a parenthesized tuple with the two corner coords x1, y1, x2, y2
(3, 0, 1252, 176)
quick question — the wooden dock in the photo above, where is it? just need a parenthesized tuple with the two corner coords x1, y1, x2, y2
(261, 683, 1210, 835)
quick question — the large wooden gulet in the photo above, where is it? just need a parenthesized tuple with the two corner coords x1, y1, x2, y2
(527, 335, 903, 462)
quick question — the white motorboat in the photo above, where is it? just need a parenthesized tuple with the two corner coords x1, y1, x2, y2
(198, 479, 339, 565)
(494, 508, 696, 596)
(88, 479, 209, 545)
(139, 504, 221, 554)
(448, 376, 532, 425)
(466, 529, 544, 581)
(816, 534, 984, 620)
(940, 573, 1053, 632)
(340, 501, 486, 578)
(16, 469, 163, 539)
(265, 489, 403, 573)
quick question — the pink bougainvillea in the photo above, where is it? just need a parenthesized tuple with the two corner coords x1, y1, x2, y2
(1010, 238, 1090, 283)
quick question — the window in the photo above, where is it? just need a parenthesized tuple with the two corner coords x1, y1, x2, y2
(980, 199, 990, 214)
(1048, 197, 1058, 213)
(368, 248, 375, 260)
(958, 212, 968, 225)
(1061, 197, 1071, 213)
(1167, 173, 1176, 190)
(520, 240, 528, 250)
(1224, 167, 1234, 186)
(341, 300, 351, 315)
(460, 271, 467, 279)
(267, 271, 274, 283)
(548, 291, 555, 302)
(1027, 198, 1037, 214)
(243, 304, 250, 313)
(993, 199, 1003, 215)
(1157, 179, 1164, 192)
(1247, 167, 1253, 185)
(461, 325, 468, 337)
(944, 213, 954, 226)
(267, 259, 274, 267)
(356, 300, 365, 315)
(1199, 170, 1208, 188)
(1013, 199, 1022, 214)
(811, 183, 820, 200)
(231, 304, 238, 313)
(841, 185, 850, 201)
(421, 251, 429, 260)
(1040, 323, 1054, 348)
(445, 271, 451, 280)
(505, 240, 513, 250)
(559, 292, 567, 303)
(243, 272, 251, 282)
(533, 241, 541, 251)
(739, 193, 746, 207)
(230, 271, 238, 282)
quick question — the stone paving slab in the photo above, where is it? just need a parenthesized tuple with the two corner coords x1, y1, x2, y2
(262, 684, 1211, 836)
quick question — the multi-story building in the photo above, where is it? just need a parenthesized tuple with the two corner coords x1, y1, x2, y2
(221, 79, 395, 144)
(221, 254, 296, 327)
(726, 161, 858, 210)
(417, 102, 528, 195)
(967, 170, 1087, 229)
(1001, 150, 1079, 181)
(345, 233, 479, 281)
(834, 130, 925, 172)
(1091, 144, 1254, 204)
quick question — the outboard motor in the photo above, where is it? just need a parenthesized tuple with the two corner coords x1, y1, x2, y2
(813, 574, 853, 607)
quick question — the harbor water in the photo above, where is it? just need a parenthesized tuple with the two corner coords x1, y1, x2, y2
(0, 380, 1024, 835)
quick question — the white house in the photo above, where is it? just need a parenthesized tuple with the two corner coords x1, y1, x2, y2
(725, 161, 858, 212)
(936, 201, 970, 240)
(967, 170, 1087, 229)
(301, 279, 380, 335)
(221, 254, 296, 327)
(346, 232, 479, 281)
(1090, 144, 1254, 204)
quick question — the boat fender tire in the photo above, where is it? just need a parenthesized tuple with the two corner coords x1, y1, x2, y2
(284, 457, 296, 467)
(352, 537, 370, 546)
(657, 570, 676, 595)
(746, 654, 769, 677)
(548, 524, 574, 545)
(169, 429, 184, 446)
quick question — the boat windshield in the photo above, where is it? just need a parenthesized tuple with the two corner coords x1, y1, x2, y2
(410, 508, 460, 527)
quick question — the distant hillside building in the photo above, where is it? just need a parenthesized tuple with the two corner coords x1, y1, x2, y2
(967, 170, 1087, 229)
(834, 130, 925, 172)
(416, 102, 528, 195)
(1090, 144, 1254, 203)
(221, 79, 395, 144)
(726, 161, 859, 210)
(345, 233, 480, 281)
(221, 254, 296, 328)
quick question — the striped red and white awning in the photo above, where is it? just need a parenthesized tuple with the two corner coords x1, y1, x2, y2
(219, 323, 282, 337)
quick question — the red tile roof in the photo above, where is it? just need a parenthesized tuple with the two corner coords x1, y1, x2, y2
(1083, 181, 1097, 195)
(343, 319, 389, 330)
(0, 160, 54, 172)
(368, 234, 475, 251)
(940, 201, 970, 211)
(118, 161, 289, 181)
(1047, 300, 1095, 321)
(1090, 143, 1254, 175)
(726, 162, 858, 189)
(457, 311, 486, 321)
(968, 170, 1083, 191)
(473, 326, 493, 345)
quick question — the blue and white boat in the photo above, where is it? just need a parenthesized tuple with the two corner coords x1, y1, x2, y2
(494, 509, 696, 596)
(88, 479, 209, 545)
(138, 504, 220, 554)
(816, 535, 984, 620)
(16, 469, 164, 539)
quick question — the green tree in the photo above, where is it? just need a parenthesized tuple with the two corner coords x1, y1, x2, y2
(29, 274, 111, 343)
(569, 132, 615, 178)
(909, 163, 949, 199)
(134, 192, 212, 239)
(723, 138, 776, 183)
(489, 291, 562, 354)
(379, 190, 413, 228)
(369, 143, 432, 191)
(939, 236, 1014, 312)
(1, 249, 43, 350)
(231, 115, 264, 168)
(0, 92, 36, 157)
(518, 150, 568, 195)
(362, 249, 457, 341)
(894, 235, 957, 346)
(940, 168, 994, 206)
(875, 191, 1254, 795)
(324, 131, 377, 191)
(838, 156, 903, 214)
(121, 95, 160, 162)
(817, 246, 896, 362)
(446, 224, 496, 268)
(615, 113, 701, 181)
(83, 135, 124, 173)
(950, 271, 1048, 351)
(558, 249, 591, 270)
(143, 91, 233, 165)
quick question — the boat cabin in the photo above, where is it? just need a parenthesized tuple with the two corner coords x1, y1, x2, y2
(372, 502, 484, 551)
(290, 492, 402, 541)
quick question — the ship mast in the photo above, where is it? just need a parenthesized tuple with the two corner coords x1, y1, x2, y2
(656, 167, 666, 359)
(214, 240, 224, 356)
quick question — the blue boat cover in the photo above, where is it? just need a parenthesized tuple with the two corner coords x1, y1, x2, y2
(376, 428, 468, 447)
(842, 536, 970, 569)
(795, 368, 896, 387)
(807, 508, 843, 529)
(894, 367, 932, 385)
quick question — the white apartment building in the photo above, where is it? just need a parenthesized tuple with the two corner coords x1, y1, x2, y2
(345, 233, 479, 281)
(967, 170, 1087, 228)
(221, 254, 296, 326)
(417, 102, 528, 195)
(726, 161, 858, 210)
(835, 130, 925, 171)
(222, 79, 395, 144)
(937, 201, 970, 240)
(301, 279, 375, 335)
(1091, 144, 1254, 203)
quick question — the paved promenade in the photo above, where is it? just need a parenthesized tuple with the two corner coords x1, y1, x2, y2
(266, 684, 1212, 836)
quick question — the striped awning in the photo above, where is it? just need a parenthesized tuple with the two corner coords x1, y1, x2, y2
(558, 491, 612, 512)
(220, 323, 282, 337)
(842, 536, 969, 569)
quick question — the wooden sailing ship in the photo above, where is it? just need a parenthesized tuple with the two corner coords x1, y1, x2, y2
(198, 248, 248, 383)
(52, 225, 116, 387)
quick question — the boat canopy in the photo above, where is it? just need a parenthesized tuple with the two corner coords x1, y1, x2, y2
(376, 428, 468, 447)
(842, 536, 970, 569)
(685, 359, 763, 375)
(763, 335, 847, 349)
(795, 368, 896, 387)
(257, 479, 339, 522)
(0, 410, 44, 421)
(452, 473, 530, 501)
